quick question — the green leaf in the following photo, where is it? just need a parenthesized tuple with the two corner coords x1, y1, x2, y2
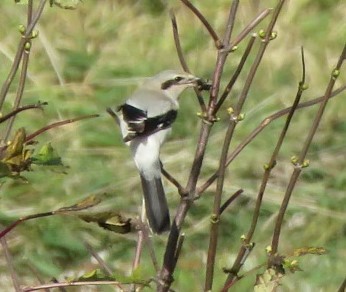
(31, 142, 63, 166)
(76, 269, 116, 282)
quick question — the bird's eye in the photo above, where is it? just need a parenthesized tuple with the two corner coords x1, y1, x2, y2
(174, 76, 183, 82)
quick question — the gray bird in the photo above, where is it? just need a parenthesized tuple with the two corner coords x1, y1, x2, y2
(116, 70, 202, 234)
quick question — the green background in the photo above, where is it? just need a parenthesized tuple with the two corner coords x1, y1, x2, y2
(0, 0, 345, 290)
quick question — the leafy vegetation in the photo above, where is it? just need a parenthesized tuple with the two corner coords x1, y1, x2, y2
(0, 0, 345, 291)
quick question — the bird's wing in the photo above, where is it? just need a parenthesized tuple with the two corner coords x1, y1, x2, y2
(118, 103, 177, 142)
(118, 90, 178, 142)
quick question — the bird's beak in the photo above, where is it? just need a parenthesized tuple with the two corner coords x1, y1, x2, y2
(181, 75, 201, 86)
(177, 74, 212, 91)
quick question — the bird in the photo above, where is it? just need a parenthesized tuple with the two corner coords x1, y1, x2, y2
(115, 70, 203, 234)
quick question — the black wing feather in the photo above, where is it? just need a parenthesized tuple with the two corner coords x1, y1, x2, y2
(119, 103, 177, 142)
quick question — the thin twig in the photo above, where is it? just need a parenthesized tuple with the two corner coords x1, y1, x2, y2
(223, 47, 307, 288)
(270, 43, 346, 257)
(219, 189, 243, 215)
(205, 0, 287, 289)
(83, 241, 113, 276)
(170, 10, 189, 73)
(1, 237, 21, 292)
(133, 227, 145, 271)
(179, 0, 222, 48)
(0, 0, 48, 110)
(214, 34, 256, 114)
(22, 280, 132, 292)
(161, 167, 185, 195)
(3, 0, 34, 142)
(141, 222, 159, 272)
(170, 10, 206, 111)
(0, 211, 54, 239)
(337, 277, 346, 292)
(207, 0, 239, 113)
(204, 2, 240, 290)
(0, 102, 47, 123)
(229, 8, 272, 49)
(27, 264, 51, 292)
(197, 83, 346, 194)
(25, 114, 100, 142)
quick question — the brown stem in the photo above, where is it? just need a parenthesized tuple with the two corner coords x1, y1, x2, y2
(161, 167, 184, 194)
(25, 114, 100, 142)
(270, 43, 346, 257)
(214, 34, 256, 114)
(170, 10, 207, 112)
(223, 47, 307, 288)
(0, 0, 47, 111)
(179, 0, 222, 48)
(1, 238, 21, 292)
(229, 8, 272, 49)
(205, 0, 287, 289)
(83, 241, 113, 276)
(219, 189, 243, 215)
(22, 281, 126, 292)
(207, 0, 239, 115)
(197, 83, 346, 194)
(0, 102, 47, 123)
(204, 1, 240, 290)
(2, 0, 34, 142)
(158, 122, 213, 291)
(338, 277, 346, 292)
(0, 211, 54, 239)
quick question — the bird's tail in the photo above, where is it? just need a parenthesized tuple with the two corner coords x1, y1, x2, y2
(140, 174, 170, 234)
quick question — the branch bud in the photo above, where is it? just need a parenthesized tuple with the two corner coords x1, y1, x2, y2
(265, 245, 272, 254)
(290, 155, 298, 165)
(302, 159, 310, 168)
(24, 41, 31, 51)
(237, 113, 245, 121)
(332, 69, 340, 80)
(31, 30, 39, 39)
(227, 107, 234, 115)
(258, 29, 266, 39)
(18, 24, 26, 35)
(299, 82, 309, 90)
(270, 31, 278, 40)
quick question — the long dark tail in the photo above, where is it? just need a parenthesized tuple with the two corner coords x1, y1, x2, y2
(140, 174, 170, 234)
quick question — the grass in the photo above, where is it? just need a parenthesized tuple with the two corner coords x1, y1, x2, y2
(0, 0, 345, 290)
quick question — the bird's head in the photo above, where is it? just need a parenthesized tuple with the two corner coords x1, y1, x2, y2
(143, 70, 201, 100)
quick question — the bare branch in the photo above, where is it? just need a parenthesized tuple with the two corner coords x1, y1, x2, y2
(0, 102, 47, 123)
(1, 238, 21, 292)
(0, 0, 48, 110)
(25, 114, 100, 142)
(270, 42, 346, 257)
(214, 34, 256, 113)
(83, 241, 113, 276)
(22, 280, 130, 292)
(229, 8, 272, 49)
(337, 277, 346, 292)
(170, 10, 206, 111)
(219, 189, 243, 215)
(223, 46, 307, 287)
(161, 167, 185, 195)
(179, 0, 222, 48)
(197, 83, 346, 194)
